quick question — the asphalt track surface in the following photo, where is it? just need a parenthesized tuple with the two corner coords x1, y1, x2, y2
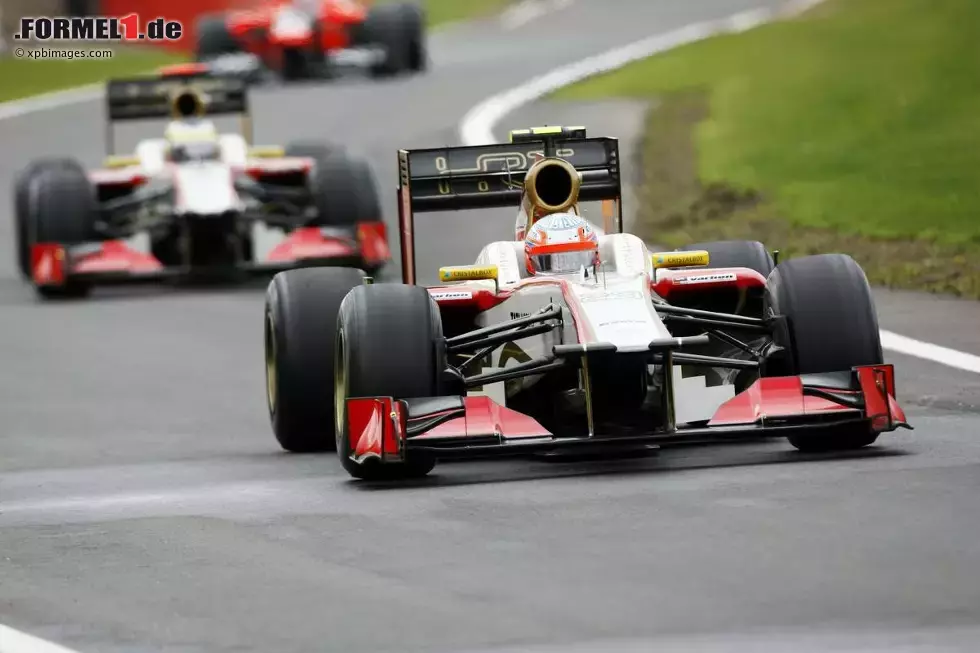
(2, 1, 980, 651)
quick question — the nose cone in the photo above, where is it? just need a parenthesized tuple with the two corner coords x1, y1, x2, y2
(172, 163, 241, 215)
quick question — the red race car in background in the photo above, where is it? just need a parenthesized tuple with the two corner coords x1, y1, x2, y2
(193, 0, 426, 82)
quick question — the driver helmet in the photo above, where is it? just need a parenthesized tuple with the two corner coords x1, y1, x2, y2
(164, 119, 221, 162)
(524, 212, 599, 276)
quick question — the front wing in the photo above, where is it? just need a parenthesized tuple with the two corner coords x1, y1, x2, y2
(345, 364, 911, 464)
(29, 223, 389, 294)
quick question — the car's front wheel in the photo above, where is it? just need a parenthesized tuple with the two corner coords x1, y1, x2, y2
(765, 253, 884, 452)
(335, 283, 444, 480)
(265, 266, 367, 453)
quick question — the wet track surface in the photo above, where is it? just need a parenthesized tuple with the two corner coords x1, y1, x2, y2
(2, 1, 980, 651)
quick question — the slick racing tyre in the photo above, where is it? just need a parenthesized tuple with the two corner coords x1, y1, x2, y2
(335, 284, 445, 480)
(26, 161, 99, 299)
(304, 149, 383, 228)
(364, 3, 425, 76)
(678, 240, 775, 278)
(765, 253, 884, 452)
(14, 158, 80, 280)
(265, 267, 367, 453)
(194, 14, 240, 60)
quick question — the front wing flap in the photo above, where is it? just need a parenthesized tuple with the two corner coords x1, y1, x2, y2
(345, 364, 911, 463)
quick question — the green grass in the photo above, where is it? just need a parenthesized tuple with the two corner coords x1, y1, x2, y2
(0, 48, 186, 103)
(0, 0, 513, 104)
(386, 0, 515, 26)
(554, 0, 980, 297)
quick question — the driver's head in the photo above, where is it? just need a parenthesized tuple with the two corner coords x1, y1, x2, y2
(524, 213, 599, 276)
(164, 119, 220, 162)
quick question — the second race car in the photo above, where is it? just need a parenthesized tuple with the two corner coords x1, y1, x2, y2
(192, 0, 426, 83)
(13, 69, 389, 299)
(263, 126, 910, 481)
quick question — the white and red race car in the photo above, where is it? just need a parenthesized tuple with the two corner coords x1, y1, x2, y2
(13, 69, 388, 299)
(263, 126, 910, 481)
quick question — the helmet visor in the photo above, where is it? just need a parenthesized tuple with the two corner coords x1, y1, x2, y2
(528, 244, 597, 275)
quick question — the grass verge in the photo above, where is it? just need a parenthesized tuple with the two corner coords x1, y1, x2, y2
(397, 0, 515, 26)
(0, 0, 514, 104)
(553, 0, 980, 298)
(0, 48, 185, 103)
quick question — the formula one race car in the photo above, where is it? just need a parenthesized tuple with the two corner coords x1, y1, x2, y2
(263, 126, 910, 480)
(13, 70, 388, 299)
(192, 0, 426, 82)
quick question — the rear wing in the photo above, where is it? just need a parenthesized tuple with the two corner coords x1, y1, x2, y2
(103, 72, 251, 153)
(396, 134, 623, 284)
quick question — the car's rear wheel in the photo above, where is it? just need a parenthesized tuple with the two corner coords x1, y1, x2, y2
(672, 240, 775, 317)
(335, 284, 444, 480)
(27, 161, 99, 299)
(194, 14, 239, 61)
(765, 253, 884, 452)
(265, 267, 367, 453)
(364, 3, 422, 76)
(677, 240, 775, 278)
(305, 149, 382, 228)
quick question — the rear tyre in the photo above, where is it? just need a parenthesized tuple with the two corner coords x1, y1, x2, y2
(306, 150, 382, 228)
(765, 253, 883, 452)
(194, 14, 239, 61)
(678, 240, 775, 278)
(265, 267, 367, 453)
(401, 4, 427, 72)
(27, 162, 99, 299)
(13, 158, 79, 280)
(281, 47, 311, 81)
(364, 3, 420, 76)
(335, 284, 444, 480)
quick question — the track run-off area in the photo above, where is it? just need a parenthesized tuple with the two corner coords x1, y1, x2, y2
(2, 1, 979, 652)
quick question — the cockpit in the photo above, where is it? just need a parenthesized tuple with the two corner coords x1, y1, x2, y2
(169, 140, 222, 163)
(164, 119, 223, 164)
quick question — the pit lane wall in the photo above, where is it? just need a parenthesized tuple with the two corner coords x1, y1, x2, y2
(0, 0, 268, 54)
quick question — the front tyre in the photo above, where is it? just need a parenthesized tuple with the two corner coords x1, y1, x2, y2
(335, 284, 444, 480)
(765, 253, 884, 452)
(265, 267, 367, 453)
(27, 161, 99, 299)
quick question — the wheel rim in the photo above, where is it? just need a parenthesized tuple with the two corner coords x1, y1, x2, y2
(264, 312, 277, 414)
(334, 326, 347, 451)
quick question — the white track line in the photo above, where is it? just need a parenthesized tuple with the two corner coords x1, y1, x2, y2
(880, 331, 980, 375)
(0, 84, 102, 121)
(459, 0, 980, 376)
(0, 625, 81, 653)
